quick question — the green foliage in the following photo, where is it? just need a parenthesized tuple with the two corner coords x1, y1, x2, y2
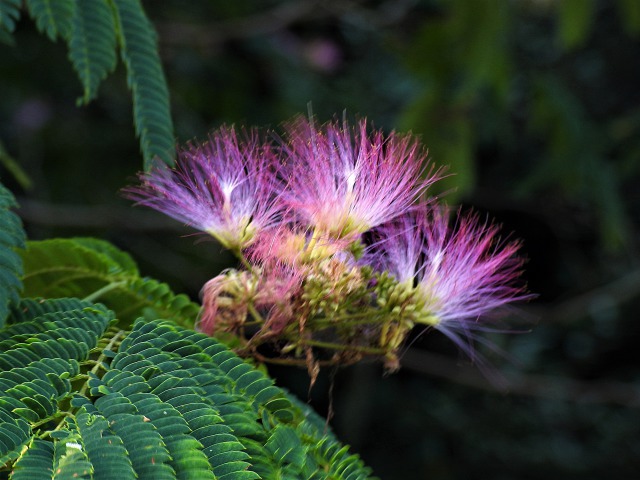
(0, 0, 20, 33)
(0, 0, 174, 168)
(399, 0, 511, 201)
(0, 302, 374, 479)
(522, 75, 629, 248)
(616, 0, 640, 34)
(68, 0, 117, 104)
(557, 0, 595, 49)
(0, 0, 20, 45)
(20, 238, 200, 328)
(0, 182, 25, 328)
(25, 0, 73, 41)
(397, 0, 639, 249)
(111, 0, 176, 168)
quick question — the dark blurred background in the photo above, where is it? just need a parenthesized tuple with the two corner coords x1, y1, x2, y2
(2, 1, 640, 478)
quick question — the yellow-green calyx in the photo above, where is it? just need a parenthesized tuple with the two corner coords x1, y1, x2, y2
(376, 275, 440, 327)
(208, 217, 256, 251)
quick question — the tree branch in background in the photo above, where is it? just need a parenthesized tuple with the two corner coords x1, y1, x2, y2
(154, 0, 417, 49)
(402, 349, 640, 408)
(17, 197, 179, 230)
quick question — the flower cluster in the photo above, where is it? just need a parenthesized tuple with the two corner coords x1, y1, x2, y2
(126, 116, 528, 373)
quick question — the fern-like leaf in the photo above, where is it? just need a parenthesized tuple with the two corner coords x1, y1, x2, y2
(0, 182, 26, 328)
(25, 0, 73, 41)
(20, 238, 199, 328)
(105, 276, 200, 327)
(51, 419, 96, 479)
(75, 410, 137, 480)
(5, 1, 173, 167)
(67, 0, 117, 104)
(1, 301, 374, 478)
(92, 393, 175, 479)
(111, 0, 175, 168)
(6, 297, 104, 325)
(71, 237, 138, 275)
(0, 0, 21, 33)
(10, 437, 55, 479)
(265, 424, 307, 469)
(21, 238, 126, 299)
(0, 415, 31, 468)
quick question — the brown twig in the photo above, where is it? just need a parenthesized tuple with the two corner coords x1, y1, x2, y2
(401, 348, 640, 407)
(533, 269, 640, 325)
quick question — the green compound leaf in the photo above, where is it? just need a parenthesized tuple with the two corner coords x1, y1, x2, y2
(51, 425, 94, 480)
(7, 1, 174, 168)
(0, 300, 374, 478)
(20, 238, 199, 328)
(67, 0, 118, 104)
(0, 410, 31, 467)
(6, 297, 110, 327)
(106, 276, 200, 328)
(0, 0, 21, 33)
(92, 393, 175, 479)
(25, 0, 74, 41)
(75, 410, 137, 480)
(0, 299, 113, 469)
(5, 1, 174, 168)
(10, 437, 55, 479)
(71, 237, 139, 275)
(111, 0, 175, 168)
(21, 238, 130, 298)
(265, 424, 307, 468)
(0, 182, 26, 328)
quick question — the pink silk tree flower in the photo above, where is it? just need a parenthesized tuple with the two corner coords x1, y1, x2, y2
(280, 117, 439, 239)
(125, 126, 281, 251)
(365, 209, 427, 284)
(372, 207, 528, 355)
(247, 224, 354, 269)
(197, 269, 256, 336)
(254, 263, 304, 335)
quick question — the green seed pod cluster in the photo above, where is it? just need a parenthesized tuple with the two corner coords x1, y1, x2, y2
(375, 272, 422, 322)
(302, 259, 369, 317)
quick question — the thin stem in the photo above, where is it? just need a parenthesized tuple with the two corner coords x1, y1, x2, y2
(307, 314, 384, 329)
(77, 330, 125, 397)
(302, 338, 386, 355)
(232, 247, 256, 273)
(37, 328, 123, 439)
(244, 310, 372, 329)
(33, 411, 73, 431)
(238, 252, 255, 272)
(253, 351, 353, 368)
(306, 227, 320, 252)
(83, 280, 127, 303)
(247, 302, 264, 323)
